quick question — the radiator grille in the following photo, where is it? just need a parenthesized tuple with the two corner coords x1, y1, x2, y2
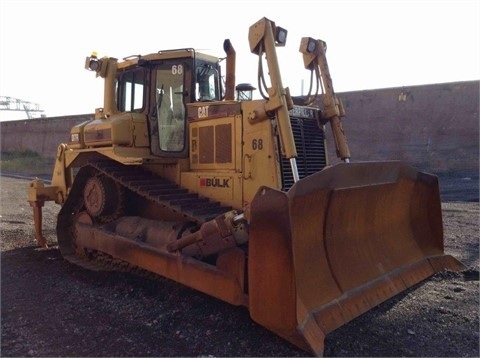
(281, 116, 327, 191)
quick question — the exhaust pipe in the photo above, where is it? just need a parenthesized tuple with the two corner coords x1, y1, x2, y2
(223, 39, 236, 100)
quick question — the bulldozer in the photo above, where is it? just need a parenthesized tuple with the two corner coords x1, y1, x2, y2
(27, 17, 464, 356)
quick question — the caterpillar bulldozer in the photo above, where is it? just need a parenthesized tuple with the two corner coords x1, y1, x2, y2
(27, 17, 464, 356)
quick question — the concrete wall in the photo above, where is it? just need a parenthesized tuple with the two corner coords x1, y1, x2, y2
(1, 80, 478, 174)
(1, 114, 93, 158)
(324, 80, 479, 173)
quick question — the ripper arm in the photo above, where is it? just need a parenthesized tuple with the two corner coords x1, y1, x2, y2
(27, 144, 70, 247)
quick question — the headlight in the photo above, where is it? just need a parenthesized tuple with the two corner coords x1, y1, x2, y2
(275, 26, 288, 46)
(84, 52, 102, 72)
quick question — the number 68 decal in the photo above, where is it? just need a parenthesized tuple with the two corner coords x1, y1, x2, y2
(171, 65, 183, 75)
(252, 138, 263, 150)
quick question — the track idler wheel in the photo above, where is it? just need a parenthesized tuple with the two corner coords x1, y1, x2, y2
(83, 175, 124, 220)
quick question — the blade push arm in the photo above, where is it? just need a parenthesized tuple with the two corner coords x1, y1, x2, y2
(299, 37, 351, 162)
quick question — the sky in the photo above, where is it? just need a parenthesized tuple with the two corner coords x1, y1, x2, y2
(1, 0, 479, 121)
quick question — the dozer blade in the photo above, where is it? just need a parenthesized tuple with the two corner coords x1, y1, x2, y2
(248, 161, 464, 356)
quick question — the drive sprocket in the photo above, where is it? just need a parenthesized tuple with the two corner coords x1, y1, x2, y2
(83, 175, 124, 222)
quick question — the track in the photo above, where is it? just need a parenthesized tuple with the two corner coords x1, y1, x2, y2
(56, 159, 234, 271)
(89, 160, 232, 224)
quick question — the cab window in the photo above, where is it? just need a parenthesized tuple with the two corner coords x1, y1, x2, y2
(117, 69, 145, 112)
(195, 62, 220, 101)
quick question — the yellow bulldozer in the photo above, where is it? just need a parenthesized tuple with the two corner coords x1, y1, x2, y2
(27, 17, 464, 356)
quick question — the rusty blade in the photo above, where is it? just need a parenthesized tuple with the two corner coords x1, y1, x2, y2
(248, 161, 464, 356)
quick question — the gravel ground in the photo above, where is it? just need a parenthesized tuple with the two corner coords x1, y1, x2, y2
(1, 176, 479, 357)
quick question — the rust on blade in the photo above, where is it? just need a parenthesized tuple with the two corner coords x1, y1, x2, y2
(248, 161, 464, 356)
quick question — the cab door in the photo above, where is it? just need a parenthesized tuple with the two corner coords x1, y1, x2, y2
(149, 61, 191, 158)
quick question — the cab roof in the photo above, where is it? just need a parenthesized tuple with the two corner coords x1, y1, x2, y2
(117, 48, 220, 69)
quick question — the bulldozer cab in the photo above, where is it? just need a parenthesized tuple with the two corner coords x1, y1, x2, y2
(114, 51, 222, 158)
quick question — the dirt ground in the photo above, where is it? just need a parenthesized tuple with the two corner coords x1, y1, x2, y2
(1, 176, 479, 357)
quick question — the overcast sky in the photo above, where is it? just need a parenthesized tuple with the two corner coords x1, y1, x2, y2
(1, 0, 478, 120)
